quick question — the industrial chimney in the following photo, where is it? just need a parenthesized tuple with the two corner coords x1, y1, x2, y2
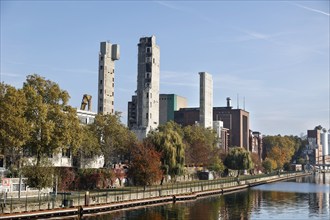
(226, 97, 232, 108)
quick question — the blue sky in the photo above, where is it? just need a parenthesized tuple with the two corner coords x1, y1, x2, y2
(1, 1, 329, 136)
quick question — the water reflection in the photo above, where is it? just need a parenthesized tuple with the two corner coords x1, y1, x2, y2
(84, 173, 330, 220)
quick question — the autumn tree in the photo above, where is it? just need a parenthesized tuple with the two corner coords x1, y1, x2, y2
(128, 142, 163, 186)
(224, 147, 254, 176)
(262, 157, 277, 173)
(90, 113, 137, 167)
(22, 74, 82, 165)
(262, 135, 297, 170)
(183, 125, 219, 166)
(251, 153, 263, 174)
(0, 83, 30, 171)
(146, 121, 185, 182)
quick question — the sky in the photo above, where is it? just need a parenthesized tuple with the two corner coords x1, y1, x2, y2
(1, 0, 329, 136)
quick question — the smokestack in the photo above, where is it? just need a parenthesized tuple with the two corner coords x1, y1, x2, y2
(226, 97, 232, 108)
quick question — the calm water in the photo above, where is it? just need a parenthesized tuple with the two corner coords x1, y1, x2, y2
(84, 173, 330, 220)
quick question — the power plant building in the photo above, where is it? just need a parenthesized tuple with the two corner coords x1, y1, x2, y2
(159, 94, 187, 125)
(98, 41, 120, 114)
(199, 72, 213, 129)
(307, 128, 323, 165)
(128, 36, 160, 140)
(174, 98, 250, 150)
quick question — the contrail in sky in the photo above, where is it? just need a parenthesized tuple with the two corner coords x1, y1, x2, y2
(293, 3, 330, 16)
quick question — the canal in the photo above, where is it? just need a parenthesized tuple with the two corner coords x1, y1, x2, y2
(83, 173, 329, 220)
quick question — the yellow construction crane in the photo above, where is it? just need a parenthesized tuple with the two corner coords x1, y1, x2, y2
(80, 94, 92, 111)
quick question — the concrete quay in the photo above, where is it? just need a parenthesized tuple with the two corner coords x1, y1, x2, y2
(0, 172, 310, 219)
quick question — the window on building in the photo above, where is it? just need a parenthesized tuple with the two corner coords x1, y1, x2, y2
(153, 58, 155, 63)
(150, 113, 152, 119)
(100, 89, 102, 94)
(150, 93, 152, 98)
(112, 101, 114, 105)
(150, 102, 152, 107)
(146, 113, 148, 119)
(146, 47, 151, 53)
(101, 57, 104, 61)
(12, 183, 26, 192)
(146, 93, 149, 98)
(99, 106, 102, 111)
(100, 65, 103, 70)
(62, 148, 71, 158)
(100, 80, 103, 84)
(112, 83, 114, 87)
(112, 78, 114, 82)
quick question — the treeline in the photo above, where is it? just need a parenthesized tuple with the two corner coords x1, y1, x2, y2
(1, 74, 304, 189)
(262, 135, 306, 173)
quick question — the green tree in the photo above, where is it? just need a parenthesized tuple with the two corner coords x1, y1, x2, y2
(208, 155, 225, 177)
(224, 147, 254, 176)
(128, 142, 163, 186)
(22, 158, 54, 190)
(75, 124, 102, 167)
(0, 83, 31, 170)
(22, 74, 82, 165)
(262, 157, 277, 173)
(146, 121, 185, 182)
(91, 113, 137, 167)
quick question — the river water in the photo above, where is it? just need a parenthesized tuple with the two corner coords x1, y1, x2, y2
(84, 173, 330, 220)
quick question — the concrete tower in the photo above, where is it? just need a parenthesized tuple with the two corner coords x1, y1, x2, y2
(98, 41, 120, 114)
(199, 72, 213, 129)
(133, 36, 160, 140)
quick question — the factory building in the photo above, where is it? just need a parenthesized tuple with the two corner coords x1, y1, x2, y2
(98, 41, 120, 115)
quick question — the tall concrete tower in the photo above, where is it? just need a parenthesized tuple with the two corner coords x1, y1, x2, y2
(199, 72, 213, 129)
(98, 41, 120, 114)
(132, 36, 160, 140)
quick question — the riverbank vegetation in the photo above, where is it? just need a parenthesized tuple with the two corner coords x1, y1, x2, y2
(0, 74, 306, 190)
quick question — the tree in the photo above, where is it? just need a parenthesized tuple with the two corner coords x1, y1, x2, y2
(128, 142, 163, 186)
(22, 158, 54, 191)
(22, 74, 82, 165)
(91, 113, 137, 167)
(251, 153, 263, 174)
(208, 155, 225, 177)
(263, 135, 296, 170)
(75, 124, 102, 167)
(0, 83, 31, 170)
(146, 121, 185, 182)
(262, 158, 277, 173)
(224, 147, 254, 176)
(183, 125, 218, 166)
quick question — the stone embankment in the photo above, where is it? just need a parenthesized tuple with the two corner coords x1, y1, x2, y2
(0, 172, 310, 219)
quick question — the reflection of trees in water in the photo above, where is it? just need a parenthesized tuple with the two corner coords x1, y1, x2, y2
(125, 203, 189, 220)
(83, 174, 330, 219)
(219, 190, 254, 219)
